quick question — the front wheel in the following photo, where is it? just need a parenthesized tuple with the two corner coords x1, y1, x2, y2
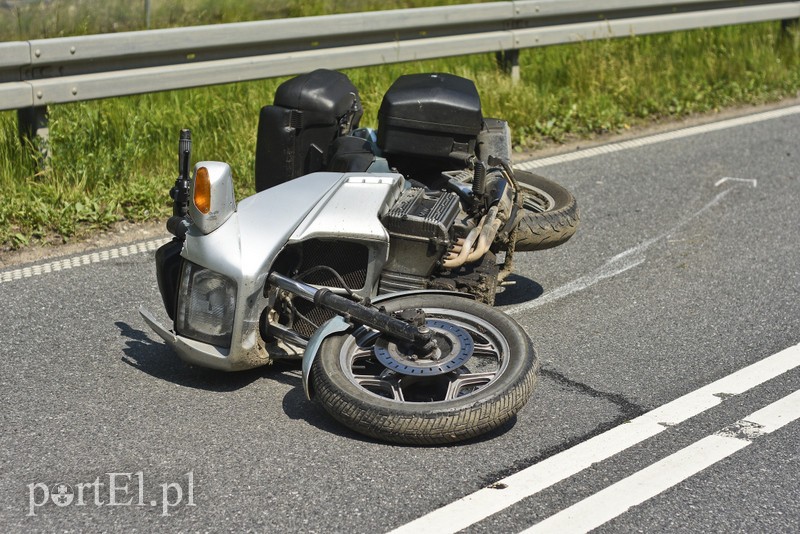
(310, 294, 538, 445)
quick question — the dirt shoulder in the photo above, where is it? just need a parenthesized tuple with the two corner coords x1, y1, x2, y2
(0, 220, 169, 269)
(2, 97, 798, 270)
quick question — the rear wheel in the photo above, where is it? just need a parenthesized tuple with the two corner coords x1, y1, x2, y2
(514, 170, 580, 251)
(310, 294, 538, 445)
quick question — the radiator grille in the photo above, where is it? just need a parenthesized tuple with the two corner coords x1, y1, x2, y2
(297, 240, 368, 290)
(281, 239, 369, 338)
(293, 301, 337, 338)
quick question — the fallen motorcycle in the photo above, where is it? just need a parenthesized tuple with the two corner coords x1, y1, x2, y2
(139, 70, 579, 444)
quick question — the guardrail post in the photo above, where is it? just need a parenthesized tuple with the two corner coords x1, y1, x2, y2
(17, 106, 49, 161)
(781, 17, 798, 40)
(496, 50, 520, 83)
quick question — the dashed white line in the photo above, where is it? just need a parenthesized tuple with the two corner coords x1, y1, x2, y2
(523, 388, 800, 534)
(0, 237, 170, 285)
(387, 342, 800, 534)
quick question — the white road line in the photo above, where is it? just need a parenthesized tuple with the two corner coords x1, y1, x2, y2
(0, 237, 171, 285)
(514, 105, 800, 170)
(523, 388, 800, 534)
(387, 342, 800, 534)
(505, 106, 791, 312)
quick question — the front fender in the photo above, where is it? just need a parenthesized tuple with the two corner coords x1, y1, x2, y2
(301, 289, 475, 399)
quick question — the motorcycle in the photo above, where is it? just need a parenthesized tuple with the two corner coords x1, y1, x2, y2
(139, 70, 579, 444)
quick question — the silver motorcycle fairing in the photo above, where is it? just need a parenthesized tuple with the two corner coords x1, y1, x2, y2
(301, 289, 475, 399)
(141, 171, 405, 371)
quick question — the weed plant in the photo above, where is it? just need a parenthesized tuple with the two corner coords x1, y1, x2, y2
(1, 1, 799, 249)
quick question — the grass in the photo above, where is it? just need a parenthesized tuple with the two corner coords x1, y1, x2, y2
(0, 0, 485, 39)
(1, 1, 800, 250)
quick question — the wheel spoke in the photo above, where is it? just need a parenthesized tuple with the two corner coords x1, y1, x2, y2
(473, 342, 498, 354)
(444, 371, 497, 400)
(352, 347, 374, 358)
(472, 341, 501, 361)
(340, 305, 512, 405)
(521, 186, 555, 213)
(352, 374, 405, 401)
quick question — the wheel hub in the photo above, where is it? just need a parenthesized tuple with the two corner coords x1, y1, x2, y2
(373, 319, 473, 376)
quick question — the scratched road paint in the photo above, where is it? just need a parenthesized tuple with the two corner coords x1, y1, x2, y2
(504, 187, 736, 315)
(714, 177, 758, 188)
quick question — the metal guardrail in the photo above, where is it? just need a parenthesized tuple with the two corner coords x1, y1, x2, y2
(2, 0, 799, 113)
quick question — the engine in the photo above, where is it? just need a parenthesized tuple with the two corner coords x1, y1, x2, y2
(379, 188, 461, 293)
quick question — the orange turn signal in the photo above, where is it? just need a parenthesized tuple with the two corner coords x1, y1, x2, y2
(194, 166, 211, 214)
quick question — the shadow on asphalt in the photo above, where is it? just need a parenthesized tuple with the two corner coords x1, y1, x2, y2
(115, 320, 267, 392)
(493, 274, 544, 306)
(115, 322, 523, 446)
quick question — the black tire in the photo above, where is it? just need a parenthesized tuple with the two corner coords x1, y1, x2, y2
(514, 170, 580, 251)
(310, 294, 538, 445)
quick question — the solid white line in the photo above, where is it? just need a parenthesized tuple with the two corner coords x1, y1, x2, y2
(386, 342, 800, 534)
(523, 388, 800, 534)
(0, 237, 171, 285)
(514, 105, 800, 170)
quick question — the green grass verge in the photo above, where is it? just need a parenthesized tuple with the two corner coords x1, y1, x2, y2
(0, 0, 485, 40)
(1, 8, 799, 250)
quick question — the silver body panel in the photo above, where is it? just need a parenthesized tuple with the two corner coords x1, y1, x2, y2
(141, 171, 405, 371)
(288, 174, 404, 298)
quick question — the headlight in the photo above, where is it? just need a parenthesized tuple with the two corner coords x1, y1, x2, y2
(175, 261, 237, 347)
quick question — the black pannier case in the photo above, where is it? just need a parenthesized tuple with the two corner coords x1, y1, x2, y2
(377, 73, 483, 174)
(255, 69, 362, 192)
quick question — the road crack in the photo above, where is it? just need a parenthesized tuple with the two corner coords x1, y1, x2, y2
(480, 366, 647, 486)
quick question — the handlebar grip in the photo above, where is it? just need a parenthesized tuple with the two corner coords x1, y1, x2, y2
(179, 129, 192, 177)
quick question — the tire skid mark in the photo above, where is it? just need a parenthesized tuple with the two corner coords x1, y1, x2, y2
(506, 187, 736, 315)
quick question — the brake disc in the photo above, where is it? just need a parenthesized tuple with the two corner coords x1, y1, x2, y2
(373, 319, 474, 376)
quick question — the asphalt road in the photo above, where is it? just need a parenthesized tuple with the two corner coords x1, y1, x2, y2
(2, 105, 799, 532)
